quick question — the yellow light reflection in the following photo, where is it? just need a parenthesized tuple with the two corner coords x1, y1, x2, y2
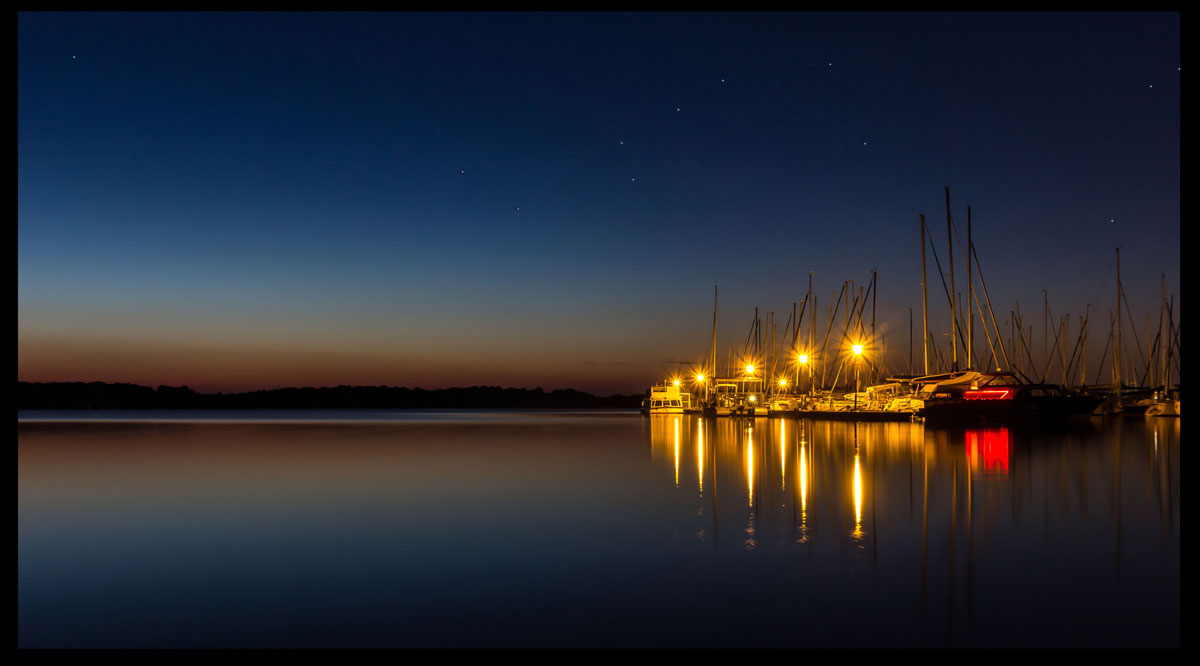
(799, 442, 808, 519)
(673, 417, 680, 487)
(746, 427, 755, 508)
(852, 449, 864, 539)
(697, 419, 704, 493)
(779, 419, 787, 491)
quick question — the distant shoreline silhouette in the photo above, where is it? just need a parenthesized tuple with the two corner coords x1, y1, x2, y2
(18, 381, 642, 410)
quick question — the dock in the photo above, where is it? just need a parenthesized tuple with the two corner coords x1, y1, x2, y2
(677, 405, 916, 422)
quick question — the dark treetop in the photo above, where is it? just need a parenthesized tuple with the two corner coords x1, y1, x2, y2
(17, 381, 642, 410)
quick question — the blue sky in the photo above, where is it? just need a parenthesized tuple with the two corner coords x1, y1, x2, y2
(18, 12, 1180, 393)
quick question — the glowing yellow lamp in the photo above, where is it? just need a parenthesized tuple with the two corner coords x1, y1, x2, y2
(745, 364, 755, 374)
(798, 354, 808, 364)
(852, 344, 864, 356)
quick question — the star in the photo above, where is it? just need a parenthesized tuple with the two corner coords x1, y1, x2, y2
(631, 177, 636, 182)
(515, 206, 521, 212)
(459, 170, 465, 174)
(676, 107, 681, 112)
(619, 140, 624, 145)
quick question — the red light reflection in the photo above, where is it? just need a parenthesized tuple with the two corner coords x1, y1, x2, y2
(966, 428, 1010, 476)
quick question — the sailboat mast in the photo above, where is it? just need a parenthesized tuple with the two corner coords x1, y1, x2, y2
(920, 214, 929, 374)
(1043, 290, 1049, 383)
(871, 268, 877, 383)
(967, 205, 973, 370)
(711, 284, 718, 379)
(1115, 248, 1122, 400)
(808, 272, 814, 357)
(945, 187, 958, 371)
(1160, 274, 1168, 394)
(1081, 304, 1089, 387)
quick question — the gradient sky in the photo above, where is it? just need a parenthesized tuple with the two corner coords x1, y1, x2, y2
(18, 12, 1180, 394)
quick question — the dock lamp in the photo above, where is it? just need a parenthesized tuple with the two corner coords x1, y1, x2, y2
(852, 344, 864, 410)
(797, 353, 810, 396)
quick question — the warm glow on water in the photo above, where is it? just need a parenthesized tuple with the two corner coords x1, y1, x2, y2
(674, 417, 680, 488)
(799, 441, 808, 522)
(779, 419, 787, 491)
(18, 412, 1180, 647)
(852, 448, 864, 540)
(746, 426, 755, 508)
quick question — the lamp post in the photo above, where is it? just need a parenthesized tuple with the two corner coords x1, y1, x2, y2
(852, 344, 864, 411)
(744, 364, 756, 413)
(696, 373, 707, 403)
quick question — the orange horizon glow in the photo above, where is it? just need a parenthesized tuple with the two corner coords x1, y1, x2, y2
(17, 334, 649, 395)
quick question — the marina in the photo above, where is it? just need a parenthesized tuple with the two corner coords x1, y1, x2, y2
(642, 191, 1180, 427)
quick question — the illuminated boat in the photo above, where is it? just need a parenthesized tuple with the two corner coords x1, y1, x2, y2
(766, 396, 799, 417)
(1145, 400, 1180, 417)
(699, 377, 765, 417)
(915, 371, 1101, 423)
(641, 383, 694, 415)
(1144, 390, 1180, 417)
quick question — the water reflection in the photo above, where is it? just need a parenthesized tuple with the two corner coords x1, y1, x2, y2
(798, 438, 808, 535)
(646, 414, 1179, 646)
(745, 425, 754, 509)
(16, 414, 1179, 648)
(966, 428, 1011, 476)
(674, 417, 680, 487)
(852, 445, 863, 540)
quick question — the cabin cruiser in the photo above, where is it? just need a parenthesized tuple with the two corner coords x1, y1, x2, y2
(913, 371, 1100, 423)
(641, 383, 693, 415)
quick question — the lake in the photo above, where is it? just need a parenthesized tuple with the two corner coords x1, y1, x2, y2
(17, 411, 1180, 648)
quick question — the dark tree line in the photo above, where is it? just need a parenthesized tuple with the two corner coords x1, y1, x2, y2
(18, 382, 642, 410)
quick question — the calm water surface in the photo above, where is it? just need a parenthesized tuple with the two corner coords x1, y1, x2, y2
(18, 411, 1180, 647)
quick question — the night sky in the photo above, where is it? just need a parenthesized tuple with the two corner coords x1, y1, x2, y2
(18, 12, 1180, 395)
